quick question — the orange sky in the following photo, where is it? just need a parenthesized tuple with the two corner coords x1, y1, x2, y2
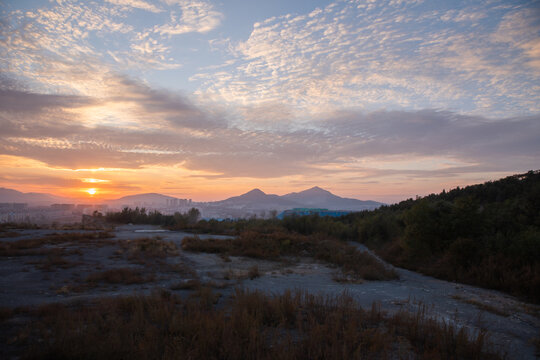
(0, 154, 516, 204)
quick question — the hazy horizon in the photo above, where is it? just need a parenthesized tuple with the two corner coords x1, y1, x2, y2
(1, 0, 539, 204)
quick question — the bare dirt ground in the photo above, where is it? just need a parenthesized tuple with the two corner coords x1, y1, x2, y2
(1, 225, 538, 359)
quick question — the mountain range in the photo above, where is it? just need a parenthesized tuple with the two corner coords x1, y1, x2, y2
(0, 186, 384, 212)
(0, 188, 70, 205)
(112, 186, 383, 212)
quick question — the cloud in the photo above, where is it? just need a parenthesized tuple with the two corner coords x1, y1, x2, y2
(105, 0, 163, 13)
(197, 0, 540, 118)
(0, 0, 194, 80)
(0, 88, 95, 114)
(1, 77, 538, 181)
(492, 8, 540, 70)
(155, 0, 223, 35)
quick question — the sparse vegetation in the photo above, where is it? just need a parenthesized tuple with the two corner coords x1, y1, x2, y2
(86, 268, 154, 285)
(533, 337, 540, 358)
(0, 222, 41, 230)
(0, 231, 21, 238)
(248, 264, 260, 279)
(118, 236, 178, 266)
(0, 307, 13, 322)
(451, 295, 509, 317)
(0, 231, 115, 257)
(182, 231, 397, 281)
(9, 290, 502, 359)
(36, 254, 79, 271)
(170, 279, 201, 290)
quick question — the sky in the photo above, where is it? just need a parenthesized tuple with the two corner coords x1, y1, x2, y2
(0, 0, 539, 203)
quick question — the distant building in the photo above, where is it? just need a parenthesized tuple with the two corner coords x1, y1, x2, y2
(0, 203, 28, 210)
(166, 198, 192, 207)
(277, 208, 352, 219)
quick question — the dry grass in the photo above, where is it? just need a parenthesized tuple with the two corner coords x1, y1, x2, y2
(120, 236, 177, 256)
(332, 272, 364, 284)
(0, 231, 21, 238)
(170, 279, 201, 290)
(36, 254, 79, 271)
(0, 231, 115, 257)
(57, 223, 113, 231)
(9, 289, 502, 360)
(0, 222, 40, 230)
(182, 231, 398, 282)
(118, 236, 177, 265)
(86, 268, 155, 285)
(248, 265, 261, 279)
(451, 295, 509, 317)
(0, 307, 14, 322)
(532, 337, 540, 358)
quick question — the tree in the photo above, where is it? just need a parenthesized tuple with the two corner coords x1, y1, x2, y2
(187, 208, 201, 224)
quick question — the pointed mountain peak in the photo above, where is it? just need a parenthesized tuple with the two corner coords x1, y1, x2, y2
(244, 188, 266, 196)
(305, 186, 330, 193)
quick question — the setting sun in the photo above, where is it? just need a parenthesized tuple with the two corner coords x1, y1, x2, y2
(86, 188, 97, 195)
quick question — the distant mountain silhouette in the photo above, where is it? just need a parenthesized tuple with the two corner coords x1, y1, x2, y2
(214, 189, 297, 209)
(283, 186, 382, 210)
(283, 186, 335, 204)
(107, 193, 178, 206)
(0, 186, 383, 212)
(215, 186, 383, 211)
(0, 187, 69, 205)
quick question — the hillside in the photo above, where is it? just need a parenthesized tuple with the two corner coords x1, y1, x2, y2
(282, 170, 540, 302)
(0, 187, 69, 205)
(107, 193, 177, 206)
(282, 186, 382, 210)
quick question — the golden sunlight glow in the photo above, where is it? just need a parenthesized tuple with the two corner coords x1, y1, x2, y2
(82, 178, 109, 183)
(86, 188, 97, 195)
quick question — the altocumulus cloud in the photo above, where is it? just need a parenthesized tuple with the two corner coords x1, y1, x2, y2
(198, 0, 540, 118)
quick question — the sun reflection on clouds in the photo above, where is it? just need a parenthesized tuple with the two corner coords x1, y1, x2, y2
(82, 178, 109, 183)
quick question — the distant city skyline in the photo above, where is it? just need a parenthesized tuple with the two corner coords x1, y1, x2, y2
(0, 0, 539, 203)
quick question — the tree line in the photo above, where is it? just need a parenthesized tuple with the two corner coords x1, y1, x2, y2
(105, 207, 201, 229)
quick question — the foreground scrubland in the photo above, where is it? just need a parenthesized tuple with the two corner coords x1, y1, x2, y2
(3, 289, 502, 360)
